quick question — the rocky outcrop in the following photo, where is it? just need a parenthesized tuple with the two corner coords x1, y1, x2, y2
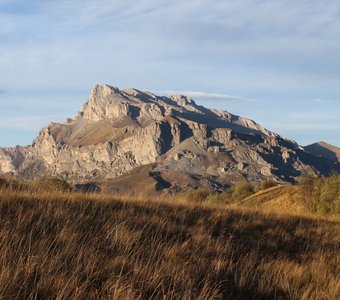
(0, 84, 339, 190)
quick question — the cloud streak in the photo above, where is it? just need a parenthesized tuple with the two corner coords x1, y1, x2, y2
(156, 90, 247, 101)
(312, 98, 334, 104)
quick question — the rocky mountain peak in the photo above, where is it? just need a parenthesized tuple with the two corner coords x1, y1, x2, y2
(0, 84, 339, 191)
(77, 84, 201, 124)
(91, 84, 120, 97)
(170, 94, 195, 105)
(77, 84, 132, 122)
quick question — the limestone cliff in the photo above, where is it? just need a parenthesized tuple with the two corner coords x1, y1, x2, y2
(0, 84, 339, 191)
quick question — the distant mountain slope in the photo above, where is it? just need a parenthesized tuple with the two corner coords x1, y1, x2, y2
(305, 141, 340, 163)
(0, 84, 339, 191)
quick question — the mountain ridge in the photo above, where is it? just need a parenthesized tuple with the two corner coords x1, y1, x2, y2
(305, 141, 340, 163)
(0, 84, 339, 192)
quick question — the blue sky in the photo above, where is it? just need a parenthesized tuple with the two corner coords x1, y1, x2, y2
(0, 0, 339, 147)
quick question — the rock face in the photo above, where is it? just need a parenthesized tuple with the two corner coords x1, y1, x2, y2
(305, 141, 340, 163)
(1, 84, 339, 191)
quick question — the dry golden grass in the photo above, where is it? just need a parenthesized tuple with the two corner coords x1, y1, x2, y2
(0, 188, 339, 300)
(236, 185, 307, 214)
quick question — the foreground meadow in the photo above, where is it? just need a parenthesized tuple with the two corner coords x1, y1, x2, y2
(0, 188, 339, 300)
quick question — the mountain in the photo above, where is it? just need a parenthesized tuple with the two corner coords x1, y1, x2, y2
(0, 84, 339, 192)
(305, 141, 340, 163)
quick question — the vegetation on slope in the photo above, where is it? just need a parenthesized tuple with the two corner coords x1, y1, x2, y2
(297, 174, 340, 214)
(0, 184, 339, 299)
(180, 175, 340, 216)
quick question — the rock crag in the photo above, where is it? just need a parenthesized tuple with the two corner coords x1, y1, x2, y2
(1, 84, 339, 192)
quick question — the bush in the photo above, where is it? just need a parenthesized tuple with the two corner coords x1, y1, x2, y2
(297, 176, 322, 212)
(318, 174, 340, 214)
(230, 182, 255, 201)
(297, 174, 340, 214)
(180, 182, 255, 205)
(259, 178, 278, 190)
(32, 176, 72, 193)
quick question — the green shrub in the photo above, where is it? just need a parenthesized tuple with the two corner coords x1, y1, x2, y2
(296, 176, 319, 212)
(230, 182, 255, 201)
(297, 174, 340, 214)
(318, 174, 340, 214)
(32, 176, 72, 193)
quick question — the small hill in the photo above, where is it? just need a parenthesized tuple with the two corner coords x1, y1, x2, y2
(237, 185, 307, 214)
(305, 141, 340, 163)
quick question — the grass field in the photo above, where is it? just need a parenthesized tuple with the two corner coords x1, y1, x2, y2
(0, 188, 339, 300)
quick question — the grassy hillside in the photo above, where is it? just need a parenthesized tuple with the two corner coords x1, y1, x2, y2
(0, 188, 339, 300)
(180, 175, 340, 217)
(236, 185, 306, 213)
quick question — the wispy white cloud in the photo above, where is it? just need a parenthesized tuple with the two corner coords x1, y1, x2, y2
(156, 90, 247, 101)
(2, 0, 340, 92)
(312, 98, 334, 104)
